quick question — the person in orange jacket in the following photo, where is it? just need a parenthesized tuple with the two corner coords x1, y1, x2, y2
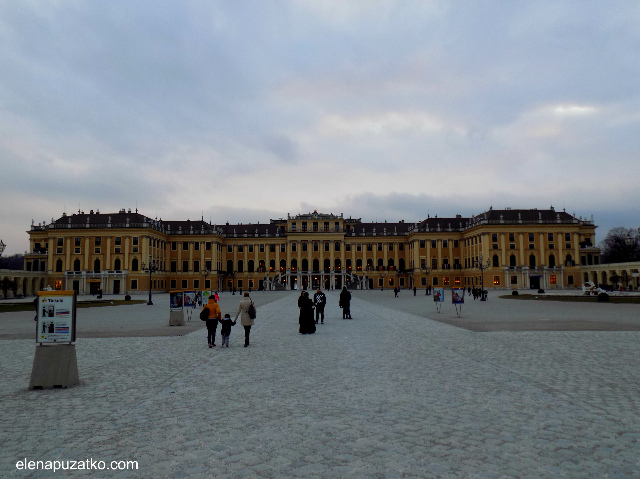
(202, 295, 222, 348)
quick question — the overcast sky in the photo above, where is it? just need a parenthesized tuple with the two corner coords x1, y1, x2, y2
(1, 1, 639, 256)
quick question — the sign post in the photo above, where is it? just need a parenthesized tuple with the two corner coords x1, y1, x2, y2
(29, 291, 80, 389)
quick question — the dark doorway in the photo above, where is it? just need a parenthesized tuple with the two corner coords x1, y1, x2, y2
(530, 276, 541, 289)
(114, 280, 121, 295)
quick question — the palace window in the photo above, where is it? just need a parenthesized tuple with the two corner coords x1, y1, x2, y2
(550, 275, 557, 285)
(131, 279, 138, 290)
(493, 276, 500, 285)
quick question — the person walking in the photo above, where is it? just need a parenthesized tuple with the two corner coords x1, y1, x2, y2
(339, 286, 352, 319)
(313, 288, 326, 324)
(298, 291, 316, 334)
(234, 292, 256, 347)
(219, 313, 236, 347)
(202, 294, 222, 348)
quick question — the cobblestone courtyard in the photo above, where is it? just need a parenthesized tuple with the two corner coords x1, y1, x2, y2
(1, 291, 639, 478)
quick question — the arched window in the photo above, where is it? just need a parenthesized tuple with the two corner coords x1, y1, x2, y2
(56, 259, 63, 272)
(302, 259, 308, 272)
(248, 260, 254, 273)
(237, 260, 244, 273)
(74, 259, 81, 272)
(280, 259, 286, 272)
(529, 255, 536, 269)
(324, 259, 330, 272)
(510, 255, 517, 268)
(366, 258, 373, 271)
(388, 258, 395, 271)
(269, 259, 275, 272)
(377, 258, 384, 271)
(227, 260, 233, 274)
(291, 259, 297, 272)
(346, 259, 352, 271)
(356, 259, 363, 271)
(313, 259, 320, 272)
(94, 258, 101, 273)
(565, 254, 573, 266)
(259, 260, 265, 272)
(114, 258, 121, 271)
(132, 258, 139, 271)
(492, 255, 499, 267)
(549, 254, 556, 268)
(335, 259, 341, 272)
(399, 258, 406, 272)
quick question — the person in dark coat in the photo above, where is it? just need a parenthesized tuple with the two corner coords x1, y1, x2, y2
(298, 291, 316, 334)
(339, 286, 352, 319)
(219, 313, 236, 347)
(313, 288, 326, 324)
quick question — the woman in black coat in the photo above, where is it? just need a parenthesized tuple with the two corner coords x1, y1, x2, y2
(298, 291, 316, 334)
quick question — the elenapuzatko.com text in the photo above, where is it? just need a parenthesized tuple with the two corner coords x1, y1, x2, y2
(16, 458, 138, 472)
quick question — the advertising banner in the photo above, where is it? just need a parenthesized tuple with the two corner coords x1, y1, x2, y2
(169, 291, 183, 310)
(183, 290, 197, 308)
(36, 291, 76, 344)
(433, 288, 445, 302)
(452, 288, 465, 304)
(201, 291, 211, 304)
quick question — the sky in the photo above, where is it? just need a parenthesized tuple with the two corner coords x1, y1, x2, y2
(1, 0, 639, 256)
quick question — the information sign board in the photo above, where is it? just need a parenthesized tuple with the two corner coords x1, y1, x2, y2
(36, 291, 76, 344)
(433, 288, 445, 302)
(169, 291, 183, 310)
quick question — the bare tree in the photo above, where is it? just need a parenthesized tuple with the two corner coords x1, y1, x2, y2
(599, 227, 640, 264)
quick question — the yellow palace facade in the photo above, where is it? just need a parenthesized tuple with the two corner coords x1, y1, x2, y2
(24, 207, 600, 295)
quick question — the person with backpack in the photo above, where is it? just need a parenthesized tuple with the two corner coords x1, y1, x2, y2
(313, 288, 326, 324)
(201, 295, 221, 348)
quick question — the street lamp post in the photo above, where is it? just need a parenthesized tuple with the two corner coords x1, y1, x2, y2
(420, 266, 432, 294)
(202, 268, 210, 292)
(142, 258, 159, 306)
(473, 254, 491, 301)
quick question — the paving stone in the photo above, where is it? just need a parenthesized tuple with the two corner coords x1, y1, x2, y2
(1, 291, 640, 477)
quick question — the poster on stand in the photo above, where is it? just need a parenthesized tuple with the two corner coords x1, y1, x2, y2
(183, 290, 197, 308)
(169, 291, 183, 310)
(201, 291, 211, 304)
(452, 288, 465, 304)
(433, 288, 445, 302)
(36, 291, 76, 344)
